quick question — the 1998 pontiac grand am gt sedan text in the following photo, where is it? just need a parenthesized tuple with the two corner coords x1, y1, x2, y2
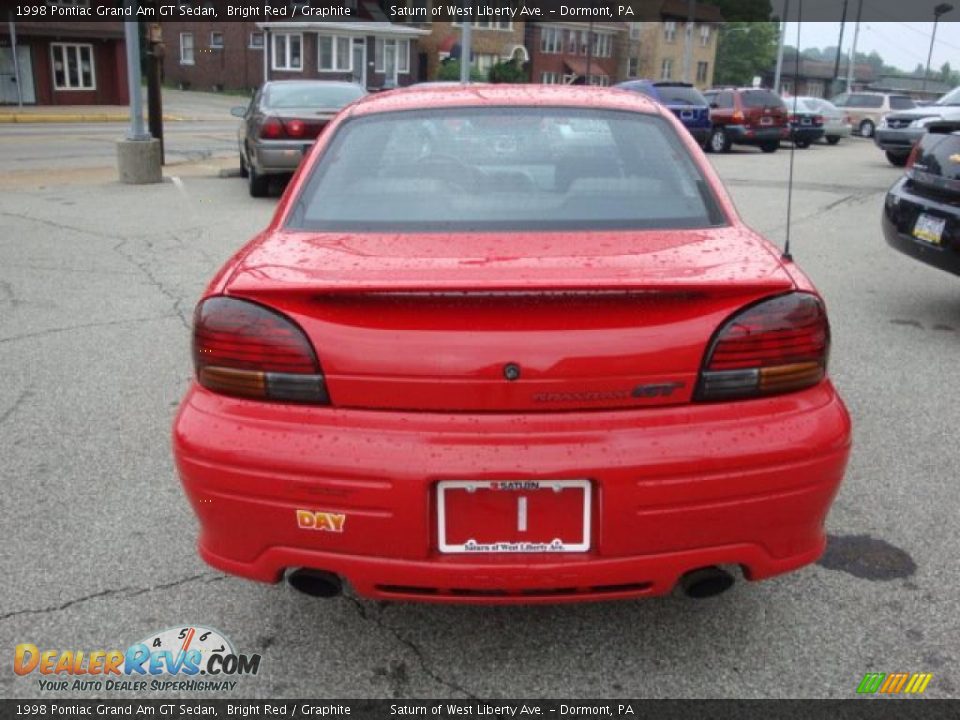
(173, 85, 851, 604)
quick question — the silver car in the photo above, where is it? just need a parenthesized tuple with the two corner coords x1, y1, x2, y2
(875, 86, 960, 166)
(232, 80, 367, 197)
(791, 96, 852, 145)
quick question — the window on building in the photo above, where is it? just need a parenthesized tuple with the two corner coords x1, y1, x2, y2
(540, 27, 562, 54)
(209, 31, 224, 49)
(588, 75, 610, 87)
(375, 39, 410, 74)
(660, 58, 672, 80)
(696, 61, 708, 83)
(628, 57, 639, 77)
(454, 21, 512, 30)
(807, 80, 824, 98)
(179, 33, 195, 65)
(51, 43, 95, 90)
(318, 35, 351, 72)
(593, 33, 612, 58)
(272, 33, 303, 71)
(474, 53, 498, 75)
(781, 80, 794, 95)
(541, 71, 562, 85)
(567, 28, 578, 53)
(700, 25, 711, 46)
(630, 23, 641, 40)
(249, 32, 265, 49)
(580, 30, 589, 55)
(664, 21, 676, 43)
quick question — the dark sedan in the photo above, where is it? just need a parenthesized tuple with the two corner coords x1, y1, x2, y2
(786, 97, 825, 149)
(232, 80, 367, 197)
(883, 122, 960, 277)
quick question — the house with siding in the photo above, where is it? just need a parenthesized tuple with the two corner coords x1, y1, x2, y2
(0, 21, 127, 105)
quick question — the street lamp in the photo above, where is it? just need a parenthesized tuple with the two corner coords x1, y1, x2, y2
(923, 2, 953, 93)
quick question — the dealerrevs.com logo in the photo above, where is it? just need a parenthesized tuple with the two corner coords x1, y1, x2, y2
(14, 626, 261, 693)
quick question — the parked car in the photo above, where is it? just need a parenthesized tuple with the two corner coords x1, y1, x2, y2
(703, 87, 789, 153)
(791, 96, 852, 144)
(174, 85, 851, 604)
(616, 80, 711, 147)
(830, 91, 916, 138)
(875, 86, 960, 166)
(232, 80, 367, 197)
(784, 96, 825, 148)
(883, 121, 960, 276)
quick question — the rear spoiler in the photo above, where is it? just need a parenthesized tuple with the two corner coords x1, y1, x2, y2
(926, 121, 960, 135)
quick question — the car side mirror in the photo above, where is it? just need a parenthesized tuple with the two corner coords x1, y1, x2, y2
(230, 107, 247, 118)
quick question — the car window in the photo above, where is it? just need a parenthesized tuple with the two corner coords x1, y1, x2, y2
(831, 93, 849, 106)
(263, 83, 365, 109)
(848, 94, 884, 108)
(288, 108, 725, 233)
(618, 82, 657, 99)
(715, 91, 735, 109)
(935, 87, 960, 106)
(889, 96, 916, 110)
(655, 85, 707, 106)
(741, 90, 785, 108)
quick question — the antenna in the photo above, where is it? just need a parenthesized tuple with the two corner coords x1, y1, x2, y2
(783, 0, 803, 262)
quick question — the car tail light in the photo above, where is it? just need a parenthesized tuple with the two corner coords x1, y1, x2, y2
(814, 115, 824, 125)
(193, 297, 329, 404)
(732, 110, 745, 123)
(905, 142, 922, 172)
(286, 119, 305, 137)
(260, 117, 284, 139)
(696, 293, 829, 401)
(788, 114, 798, 123)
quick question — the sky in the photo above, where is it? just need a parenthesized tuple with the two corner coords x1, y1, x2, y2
(781, 20, 960, 75)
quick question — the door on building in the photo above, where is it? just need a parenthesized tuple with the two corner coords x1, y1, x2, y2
(352, 38, 367, 89)
(382, 40, 397, 89)
(0, 45, 36, 104)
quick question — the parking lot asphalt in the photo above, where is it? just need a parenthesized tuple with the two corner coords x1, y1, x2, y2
(1, 135, 957, 700)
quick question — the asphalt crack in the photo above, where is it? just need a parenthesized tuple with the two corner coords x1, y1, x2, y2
(342, 593, 477, 699)
(0, 314, 179, 345)
(0, 388, 32, 426)
(0, 573, 226, 624)
(112, 238, 192, 330)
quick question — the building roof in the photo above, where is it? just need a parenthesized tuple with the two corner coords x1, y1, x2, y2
(344, 84, 661, 117)
(769, 57, 875, 83)
(257, 21, 429, 38)
(869, 75, 954, 95)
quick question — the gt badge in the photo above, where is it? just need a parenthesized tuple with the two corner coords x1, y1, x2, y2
(296, 509, 346, 532)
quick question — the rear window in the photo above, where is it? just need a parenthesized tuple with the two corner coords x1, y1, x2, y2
(741, 90, 785, 108)
(287, 107, 725, 233)
(263, 83, 365, 109)
(655, 85, 707, 106)
(889, 96, 916, 110)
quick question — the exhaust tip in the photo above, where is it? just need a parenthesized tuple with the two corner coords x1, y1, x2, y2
(287, 568, 343, 598)
(679, 566, 735, 599)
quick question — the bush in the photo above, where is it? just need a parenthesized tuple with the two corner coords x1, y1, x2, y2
(436, 59, 487, 82)
(489, 59, 528, 84)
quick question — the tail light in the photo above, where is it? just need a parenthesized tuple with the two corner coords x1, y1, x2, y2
(732, 110, 745, 123)
(260, 117, 284, 139)
(193, 297, 329, 404)
(696, 293, 829, 401)
(788, 114, 798, 123)
(814, 115, 824, 125)
(905, 142, 922, 172)
(286, 119, 305, 138)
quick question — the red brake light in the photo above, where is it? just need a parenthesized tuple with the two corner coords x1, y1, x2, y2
(193, 297, 328, 403)
(732, 110, 745, 123)
(906, 142, 922, 171)
(286, 119, 305, 138)
(260, 117, 284, 139)
(696, 293, 829, 401)
(789, 114, 798, 123)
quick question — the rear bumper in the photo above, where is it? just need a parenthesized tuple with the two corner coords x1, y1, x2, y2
(726, 125, 789, 145)
(884, 178, 960, 276)
(874, 127, 924, 153)
(790, 127, 826, 142)
(173, 383, 851, 603)
(250, 139, 312, 175)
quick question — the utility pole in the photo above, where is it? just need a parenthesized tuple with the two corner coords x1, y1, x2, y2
(924, 4, 954, 93)
(845, 0, 863, 94)
(683, 0, 695, 83)
(116, 8, 162, 184)
(146, 23, 164, 164)
(773, 0, 791, 93)
(586, 21, 594, 84)
(831, 0, 848, 97)
(459, 14, 472, 82)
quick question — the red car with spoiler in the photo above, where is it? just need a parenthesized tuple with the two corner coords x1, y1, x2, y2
(175, 85, 851, 604)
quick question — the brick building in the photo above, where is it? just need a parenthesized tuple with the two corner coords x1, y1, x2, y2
(762, 57, 876, 98)
(526, 23, 624, 86)
(162, 20, 428, 93)
(622, 1, 722, 89)
(413, 21, 528, 81)
(0, 22, 127, 105)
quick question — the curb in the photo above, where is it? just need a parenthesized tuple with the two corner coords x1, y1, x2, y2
(0, 113, 185, 124)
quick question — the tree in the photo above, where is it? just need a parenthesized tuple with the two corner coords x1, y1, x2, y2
(713, 21, 780, 86)
(488, 59, 527, 84)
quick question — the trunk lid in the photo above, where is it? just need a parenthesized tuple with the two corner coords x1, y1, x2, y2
(226, 228, 794, 412)
(909, 126, 960, 194)
(742, 89, 788, 128)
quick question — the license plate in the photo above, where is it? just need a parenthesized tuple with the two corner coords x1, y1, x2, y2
(437, 480, 591, 553)
(760, 116, 773, 126)
(913, 213, 946, 245)
(801, 117, 811, 125)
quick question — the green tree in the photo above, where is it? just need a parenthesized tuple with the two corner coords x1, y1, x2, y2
(436, 59, 486, 82)
(713, 21, 780, 86)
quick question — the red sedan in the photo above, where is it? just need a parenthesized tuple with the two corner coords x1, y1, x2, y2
(173, 85, 851, 604)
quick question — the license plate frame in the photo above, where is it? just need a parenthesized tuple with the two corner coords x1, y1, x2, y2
(913, 212, 946, 245)
(436, 479, 592, 554)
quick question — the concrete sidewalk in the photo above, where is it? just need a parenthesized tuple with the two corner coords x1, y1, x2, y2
(0, 86, 246, 123)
